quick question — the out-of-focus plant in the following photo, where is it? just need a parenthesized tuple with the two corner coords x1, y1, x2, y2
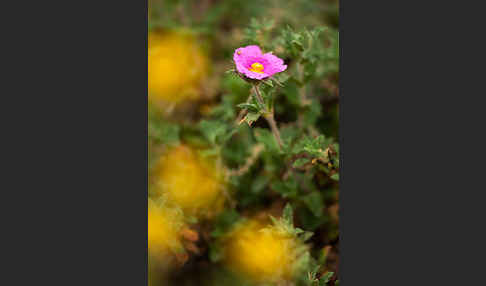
(148, 30, 209, 107)
(148, 199, 184, 257)
(222, 204, 313, 284)
(151, 144, 226, 219)
(148, 198, 202, 283)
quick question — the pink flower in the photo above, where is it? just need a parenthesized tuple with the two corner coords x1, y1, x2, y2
(233, 45, 287, 80)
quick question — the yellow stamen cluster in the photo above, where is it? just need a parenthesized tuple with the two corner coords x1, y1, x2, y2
(249, 62, 264, 73)
(223, 219, 298, 282)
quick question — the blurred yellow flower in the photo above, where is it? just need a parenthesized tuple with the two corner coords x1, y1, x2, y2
(148, 199, 183, 256)
(153, 144, 224, 217)
(223, 219, 298, 282)
(148, 30, 208, 104)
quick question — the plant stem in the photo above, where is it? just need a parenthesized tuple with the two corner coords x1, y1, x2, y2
(265, 112, 283, 148)
(253, 85, 283, 149)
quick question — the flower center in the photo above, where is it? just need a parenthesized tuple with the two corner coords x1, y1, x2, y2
(249, 62, 264, 73)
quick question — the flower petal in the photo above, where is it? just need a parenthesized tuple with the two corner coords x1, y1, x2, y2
(237, 45, 263, 56)
(261, 52, 287, 76)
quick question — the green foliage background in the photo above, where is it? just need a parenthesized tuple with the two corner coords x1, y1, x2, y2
(149, 0, 339, 285)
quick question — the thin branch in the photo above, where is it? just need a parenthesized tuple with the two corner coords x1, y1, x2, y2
(264, 112, 283, 148)
(253, 85, 283, 149)
(226, 144, 264, 177)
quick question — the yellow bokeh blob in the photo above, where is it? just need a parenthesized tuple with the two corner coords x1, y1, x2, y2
(153, 145, 224, 217)
(148, 199, 183, 256)
(148, 30, 208, 104)
(224, 220, 298, 282)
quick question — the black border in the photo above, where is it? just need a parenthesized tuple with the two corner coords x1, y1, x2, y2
(8, 0, 151, 284)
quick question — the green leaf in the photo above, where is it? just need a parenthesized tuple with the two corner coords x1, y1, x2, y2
(222, 128, 238, 143)
(293, 251, 311, 278)
(293, 158, 310, 168)
(269, 215, 279, 226)
(251, 175, 269, 194)
(199, 120, 227, 145)
(262, 79, 273, 87)
(271, 180, 298, 199)
(302, 191, 324, 217)
(273, 73, 290, 84)
(211, 209, 240, 238)
(280, 124, 302, 150)
(243, 111, 261, 126)
(251, 89, 267, 111)
(254, 128, 280, 153)
(199, 148, 220, 158)
(302, 98, 323, 126)
(294, 227, 304, 234)
(270, 77, 284, 87)
(311, 265, 321, 277)
(261, 18, 275, 30)
(309, 26, 326, 39)
(236, 103, 259, 112)
(300, 231, 314, 242)
(209, 244, 223, 262)
(148, 116, 180, 146)
(299, 206, 326, 231)
(319, 272, 334, 285)
(209, 95, 236, 121)
(330, 173, 339, 181)
(282, 203, 294, 226)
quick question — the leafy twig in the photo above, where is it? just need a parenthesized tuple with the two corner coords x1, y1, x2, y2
(235, 96, 251, 125)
